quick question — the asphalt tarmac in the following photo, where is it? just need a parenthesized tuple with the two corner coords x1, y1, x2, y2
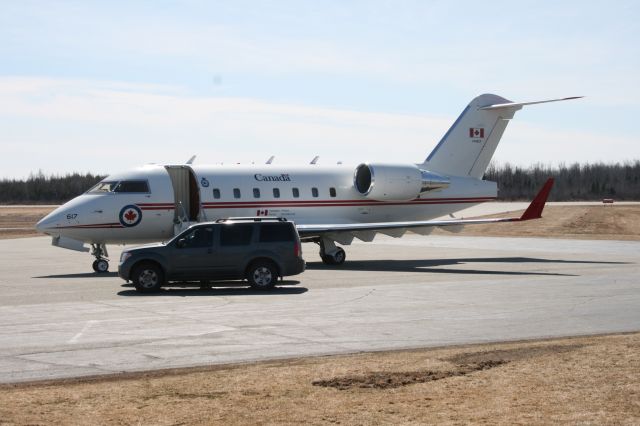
(0, 235, 638, 383)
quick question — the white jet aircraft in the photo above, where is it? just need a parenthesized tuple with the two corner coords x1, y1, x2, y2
(36, 94, 580, 272)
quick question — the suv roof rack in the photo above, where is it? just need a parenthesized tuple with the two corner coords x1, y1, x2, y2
(215, 216, 288, 223)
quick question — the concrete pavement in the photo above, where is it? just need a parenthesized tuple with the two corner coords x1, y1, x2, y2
(0, 235, 638, 383)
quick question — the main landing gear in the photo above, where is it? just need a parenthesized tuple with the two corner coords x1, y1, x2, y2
(91, 243, 110, 273)
(319, 239, 346, 265)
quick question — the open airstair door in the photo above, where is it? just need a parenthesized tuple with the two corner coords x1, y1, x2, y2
(165, 166, 201, 224)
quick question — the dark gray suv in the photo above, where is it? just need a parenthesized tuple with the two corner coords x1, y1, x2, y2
(118, 218, 305, 293)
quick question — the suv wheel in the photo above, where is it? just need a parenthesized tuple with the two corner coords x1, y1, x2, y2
(132, 263, 164, 293)
(247, 261, 277, 290)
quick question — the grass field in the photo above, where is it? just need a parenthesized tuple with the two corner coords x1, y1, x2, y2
(1, 333, 638, 425)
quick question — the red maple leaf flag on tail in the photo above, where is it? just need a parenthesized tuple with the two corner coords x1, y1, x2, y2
(469, 127, 485, 138)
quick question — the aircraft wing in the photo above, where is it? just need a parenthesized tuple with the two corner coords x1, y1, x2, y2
(297, 178, 554, 241)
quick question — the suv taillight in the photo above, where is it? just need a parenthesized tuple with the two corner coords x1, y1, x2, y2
(294, 241, 301, 258)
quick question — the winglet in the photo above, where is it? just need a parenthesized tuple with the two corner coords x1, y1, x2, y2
(519, 178, 554, 221)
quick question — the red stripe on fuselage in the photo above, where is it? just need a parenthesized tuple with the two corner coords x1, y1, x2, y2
(133, 197, 495, 210)
(51, 223, 124, 229)
(140, 207, 175, 210)
(201, 197, 496, 209)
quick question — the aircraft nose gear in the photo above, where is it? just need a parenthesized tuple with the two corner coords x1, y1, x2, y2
(319, 239, 346, 265)
(91, 244, 110, 273)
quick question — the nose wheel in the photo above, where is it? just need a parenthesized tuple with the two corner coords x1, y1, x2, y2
(90, 244, 110, 273)
(92, 259, 109, 273)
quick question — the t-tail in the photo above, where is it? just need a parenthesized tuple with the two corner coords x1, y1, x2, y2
(422, 94, 582, 178)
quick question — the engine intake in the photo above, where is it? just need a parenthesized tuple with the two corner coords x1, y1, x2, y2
(354, 163, 449, 201)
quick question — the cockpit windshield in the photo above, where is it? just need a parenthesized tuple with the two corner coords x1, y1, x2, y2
(87, 180, 150, 194)
(87, 181, 119, 193)
(114, 181, 149, 193)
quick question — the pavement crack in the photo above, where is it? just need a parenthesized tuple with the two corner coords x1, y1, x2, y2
(327, 289, 376, 307)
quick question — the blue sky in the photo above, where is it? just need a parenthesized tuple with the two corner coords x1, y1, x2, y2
(1, 1, 638, 178)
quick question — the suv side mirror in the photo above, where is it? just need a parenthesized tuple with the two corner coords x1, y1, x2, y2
(176, 238, 186, 248)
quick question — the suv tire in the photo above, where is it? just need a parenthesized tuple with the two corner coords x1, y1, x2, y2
(132, 262, 164, 293)
(247, 260, 278, 290)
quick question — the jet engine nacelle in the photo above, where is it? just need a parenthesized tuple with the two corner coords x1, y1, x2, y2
(353, 163, 450, 201)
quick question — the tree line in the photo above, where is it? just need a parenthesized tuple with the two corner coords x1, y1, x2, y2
(484, 161, 640, 201)
(0, 162, 639, 203)
(0, 171, 104, 204)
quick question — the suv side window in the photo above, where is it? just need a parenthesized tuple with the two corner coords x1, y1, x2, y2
(220, 224, 254, 246)
(259, 223, 294, 242)
(178, 226, 214, 249)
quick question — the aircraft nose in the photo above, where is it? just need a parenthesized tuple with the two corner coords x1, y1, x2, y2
(36, 211, 61, 234)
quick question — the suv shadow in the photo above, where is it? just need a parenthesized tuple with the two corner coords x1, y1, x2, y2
(117, 283, 306, 297)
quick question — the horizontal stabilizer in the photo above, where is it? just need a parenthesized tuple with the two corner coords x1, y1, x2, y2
(480, 96, 583, 111)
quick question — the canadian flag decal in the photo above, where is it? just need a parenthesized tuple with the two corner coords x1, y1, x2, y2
(469, 127, 485, 138)
(256, 209, 269, 216)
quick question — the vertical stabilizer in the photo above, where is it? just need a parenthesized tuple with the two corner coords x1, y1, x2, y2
(423, 94, 521, 178)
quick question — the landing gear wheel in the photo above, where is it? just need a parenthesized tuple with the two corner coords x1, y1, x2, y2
(132, 263, 164, 293)
(246, 261, 277, 290)
(321, 248, 346, 265)
(332, 247, 346, 265)
(92, 259, 109, 273)
(321, 254, 333, 265)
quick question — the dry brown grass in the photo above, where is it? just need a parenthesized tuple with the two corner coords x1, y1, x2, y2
(1, 333, 638, 425)
(0, 206, 54, 239)
(433, 204, 640, 240)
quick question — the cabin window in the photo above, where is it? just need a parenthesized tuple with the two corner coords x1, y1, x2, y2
(113, 180, 150, 193)
(292, 188, 300, 198)
(273, 188, 280, 198)
(253, 188, 261, 198)
(329, 187, 337, 197)
(213, 189, 221, 199)
(220, 224, 253, 246)
(311, 187, 319, 198)
(233, 188, 241, 199)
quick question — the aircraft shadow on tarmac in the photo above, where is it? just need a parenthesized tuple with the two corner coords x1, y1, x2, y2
(34, 272, 120, 279)
(306, 257, 630, 277)
(117, 281, 306, 297)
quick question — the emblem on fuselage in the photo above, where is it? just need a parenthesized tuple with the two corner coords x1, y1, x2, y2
(119, 205, 143, 227)
(200, 177, 210, 187)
